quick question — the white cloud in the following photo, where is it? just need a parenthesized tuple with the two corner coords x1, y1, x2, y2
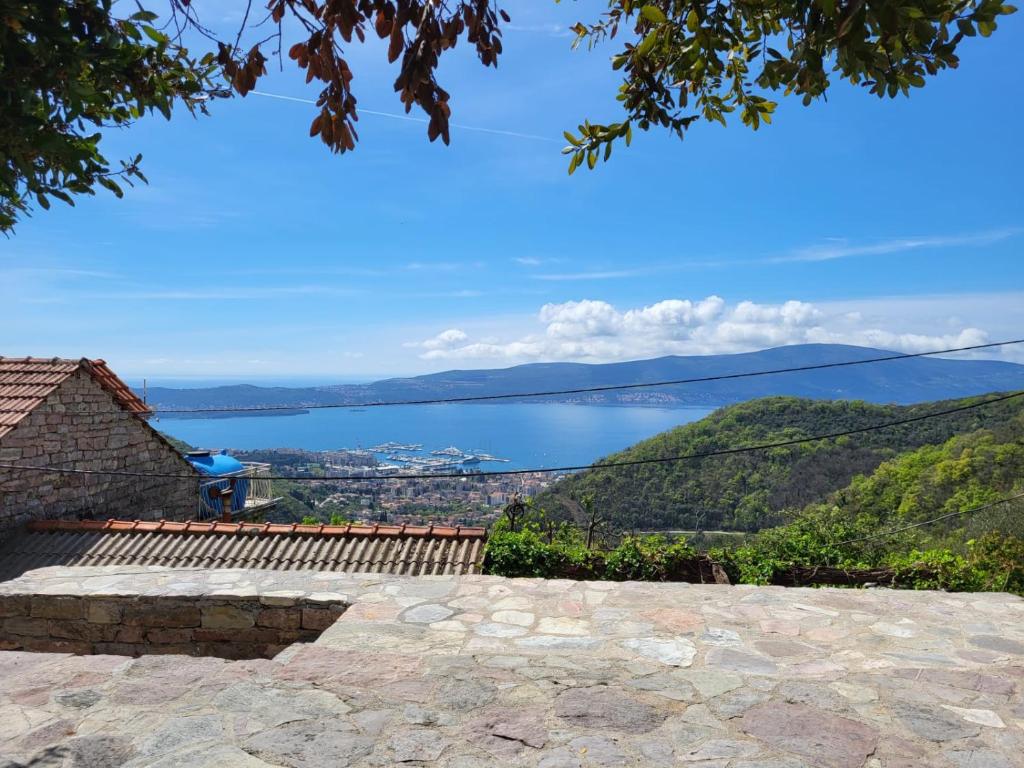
(775, 228, 1020, 263)
(407, 328, 471, 353)
(406, 295, 1008, 364)
(504, 22, 574, 38)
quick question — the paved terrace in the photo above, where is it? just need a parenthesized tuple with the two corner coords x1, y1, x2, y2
(1, 567, 1023, 768)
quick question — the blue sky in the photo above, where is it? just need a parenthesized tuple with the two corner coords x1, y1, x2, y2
(2, 1, 1022, 381)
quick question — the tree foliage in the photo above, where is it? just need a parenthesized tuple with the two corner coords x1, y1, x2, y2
(3, 0, 1017, 229)
(0, 0, 220, 230)
(561, 0, 1017, 172)
(0, 0, 506, 232)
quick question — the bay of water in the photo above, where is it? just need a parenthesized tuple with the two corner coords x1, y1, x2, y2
(157, 404, 716, 469)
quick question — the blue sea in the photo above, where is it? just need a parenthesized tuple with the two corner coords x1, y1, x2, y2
(156, 404, 717, 469)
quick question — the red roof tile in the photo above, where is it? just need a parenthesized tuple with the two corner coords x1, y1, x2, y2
(27, 519, 487, 539)
(0, 357, 150, 438)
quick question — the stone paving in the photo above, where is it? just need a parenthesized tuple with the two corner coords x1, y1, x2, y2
(1, 566, 1023, 767)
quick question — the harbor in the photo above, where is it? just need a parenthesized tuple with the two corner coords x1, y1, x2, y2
(364, 442, 510, 472)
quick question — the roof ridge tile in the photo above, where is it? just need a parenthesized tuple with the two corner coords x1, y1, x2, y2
(25, 518, 486, 539)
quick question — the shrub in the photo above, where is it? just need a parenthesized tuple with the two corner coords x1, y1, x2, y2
(887, 549, 982, 592)
(966, 533, 1024, 594)
(482, 518, 1024, 596)
(481, 526, 554, 578)
(604, 536, 697, 581)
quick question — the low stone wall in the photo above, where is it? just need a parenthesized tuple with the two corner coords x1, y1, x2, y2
(0, 593, 346, 659)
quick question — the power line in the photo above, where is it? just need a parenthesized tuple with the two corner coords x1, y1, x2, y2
(250, 90, 561, 143)
(1, 390, 1020, 482)
(99, 339, 1024, 415)
(834, 490, 1024, 546)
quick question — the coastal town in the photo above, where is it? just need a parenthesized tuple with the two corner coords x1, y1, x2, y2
(227, 445, 561, 527)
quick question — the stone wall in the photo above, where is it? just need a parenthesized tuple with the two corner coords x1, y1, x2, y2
(0, 369, 199, 534)
(0, 593, 345, 659)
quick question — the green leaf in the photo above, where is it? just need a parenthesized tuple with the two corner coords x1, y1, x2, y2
(686, 9, 699, 31)
(640, 5, 667, 23)
(636, 31, 658, 56)
(142, 26, 169, 44)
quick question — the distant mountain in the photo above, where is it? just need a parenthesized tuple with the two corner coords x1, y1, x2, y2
(142, 344, 1024, 416)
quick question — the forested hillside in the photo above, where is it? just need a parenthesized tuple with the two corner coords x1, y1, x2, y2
(813, 426, 1024, 540)
(537, 393, 1024, 532)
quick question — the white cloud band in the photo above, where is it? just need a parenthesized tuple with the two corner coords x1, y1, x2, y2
(406, 296, 997, 363)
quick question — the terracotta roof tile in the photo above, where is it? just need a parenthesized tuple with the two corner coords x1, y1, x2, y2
(0, 519, 488, 579)
(0, 357, 150, 438)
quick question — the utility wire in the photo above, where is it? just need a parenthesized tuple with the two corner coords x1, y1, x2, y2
(834, 490, 1024, 546)
(250, 90, 561, 143)
(1, 390, 1020, 482)
(4, 338, 1013, 416)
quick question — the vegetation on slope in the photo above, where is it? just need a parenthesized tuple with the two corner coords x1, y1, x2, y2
(488, 397, 1024, 595)
(538, 394, 1024, 532)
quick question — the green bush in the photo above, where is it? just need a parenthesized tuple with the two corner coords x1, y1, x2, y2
(717, 506, 879, 585)
(483, 529, 700, 581)
(300, 512, 352, 526)
(887, 549, 981, 592)
(604, 536, 697, 581)
(482, 526, 556, 578)
(482, 509, 1024, 596)
(887, 534, 1024, 594)
(966, 534, 1024, 594)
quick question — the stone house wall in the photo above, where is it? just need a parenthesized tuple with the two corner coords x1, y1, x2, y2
(0, 370, 199, 534)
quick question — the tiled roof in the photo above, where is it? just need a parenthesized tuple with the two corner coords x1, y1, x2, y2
(0, 357, 150, 439)
(0, 519, 488, 580)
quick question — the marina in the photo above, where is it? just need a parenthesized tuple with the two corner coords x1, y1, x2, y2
(158, 403, 713, 472)
(364, 442, 510, 471)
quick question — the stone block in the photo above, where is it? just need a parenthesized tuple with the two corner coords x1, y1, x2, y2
(31, 596, 84, 620)
(192, 628, 237, 643)
(49, 621, 117, 643)
(114, 626, 145, 643)
(146, 628, 196, 645)
(256, 608, 302, 631)
(301, 607, 343, 631)
(0, 596, 30, 618)
(201, 605, 256, 630)
(3, 616, 50, 636)
(123, 603, 200, 628)
(198, 627, 280, 645)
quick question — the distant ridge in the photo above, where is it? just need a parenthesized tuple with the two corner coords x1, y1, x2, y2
(142, 343, 1024, 416)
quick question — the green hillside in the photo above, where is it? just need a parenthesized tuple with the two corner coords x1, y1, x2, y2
(537, 393, 1024, 532)
(810, 427, 1024, 540)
